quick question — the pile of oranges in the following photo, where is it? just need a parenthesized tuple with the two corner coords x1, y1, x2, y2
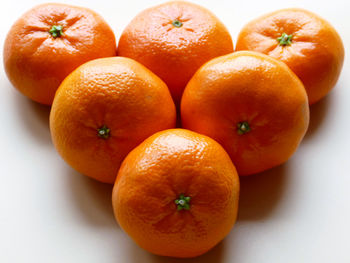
(3, 1, 344, 258)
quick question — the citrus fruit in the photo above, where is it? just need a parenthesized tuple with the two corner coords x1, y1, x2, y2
(118, 1, 233, 105)
(3, 3, 117, 105)
(181, 51, 309, 175)
(50, 57, 176, 183)
(235, 8, 344, 104)
(112, 129, 239, 258)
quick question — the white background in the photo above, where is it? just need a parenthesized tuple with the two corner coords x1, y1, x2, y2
(1, 0, 349, 262)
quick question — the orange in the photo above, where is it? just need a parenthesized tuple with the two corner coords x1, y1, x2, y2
(236, 8, 344, 104)
(181, 51, 309, 175)
(118, 1, 233, 105)
(112, 129, 239, 258)
(3, 3, 117, 105)
(50, 57, 176, 183)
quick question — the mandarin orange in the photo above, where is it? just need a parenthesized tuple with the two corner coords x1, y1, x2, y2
(236, 8, 344, 104)
(118, 1, 233, 105)
(181, 51, 309, 175)
(50, 57, 176, 183)
(112, 129, 239, 258)
(4, 3, 116, 105)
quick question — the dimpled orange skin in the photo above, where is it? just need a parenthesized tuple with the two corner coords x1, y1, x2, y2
(118, 1, 233, 105)
(235, 8, 344, 105)
(112, 129, 239, 258)
(181, 51, 310, 175)
(50, 57, 176, 183)
(3, 3, 117, 105)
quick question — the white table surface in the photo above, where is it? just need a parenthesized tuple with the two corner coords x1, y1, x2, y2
(1, 0, 349, 262)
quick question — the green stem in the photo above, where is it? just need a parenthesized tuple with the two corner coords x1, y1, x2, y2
(277, 33, 293, 46)
(237, 121, 251, 135)
(175, 194, 191, 210)
(97, 125, 110, 139)
(172, 19, 183, 28)
(49, 25, 64, 38)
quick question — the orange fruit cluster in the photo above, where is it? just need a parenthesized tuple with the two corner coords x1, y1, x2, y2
(3, 1, 344, 259)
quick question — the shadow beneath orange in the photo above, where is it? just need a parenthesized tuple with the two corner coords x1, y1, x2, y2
(304, 95, 332, 140)
(14, 93, 52, 145)
(176, 107, 182, 128)
(238, 163, 288, 221)
(66, 167, 117, 228)
(128, 238, 225, 263)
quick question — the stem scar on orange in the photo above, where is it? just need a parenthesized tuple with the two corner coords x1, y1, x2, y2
(112, 129, 239, 258)
(236, 8, 344, 105)
(181, 51, 310, 176)
(50, 57, 176, 183)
